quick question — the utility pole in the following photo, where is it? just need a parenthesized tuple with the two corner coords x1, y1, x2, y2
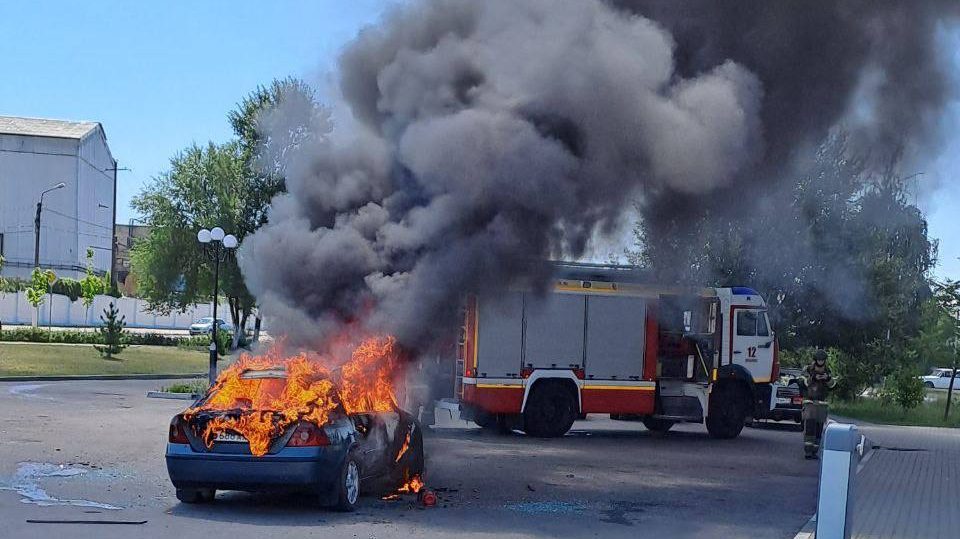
(944, 309, 959, 421)
(34, 183, 66, 268)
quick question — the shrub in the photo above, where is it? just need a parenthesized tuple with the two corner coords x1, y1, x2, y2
(890, 368, 926, 411)
(1, 327, 92, 343)
(51, 278, 82, 302)
(162, 379, 208, 394)
(1, 327, 217, 347)
(176, 335, 214, 350)
(176, 333, 230, 356)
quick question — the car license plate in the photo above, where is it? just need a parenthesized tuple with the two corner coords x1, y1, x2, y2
(776, 397, 790, 404)
(214, 432, 247, 443)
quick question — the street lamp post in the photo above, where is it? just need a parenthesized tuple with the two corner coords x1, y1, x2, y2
(198, 227, 238, 386)
(34, 182, 66, 268)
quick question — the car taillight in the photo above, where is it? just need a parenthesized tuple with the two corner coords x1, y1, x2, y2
(286, 422, 330, 447)
(169, 416, 189, 444)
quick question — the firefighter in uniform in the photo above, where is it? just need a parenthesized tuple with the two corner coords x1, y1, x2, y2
(801, 349, 835, 459)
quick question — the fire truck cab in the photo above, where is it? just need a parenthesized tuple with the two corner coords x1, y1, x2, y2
(456, 265, 777, 439)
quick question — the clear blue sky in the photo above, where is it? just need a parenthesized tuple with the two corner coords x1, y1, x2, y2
(1, 1, 957, 280)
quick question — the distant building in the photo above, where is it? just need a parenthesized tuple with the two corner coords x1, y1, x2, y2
(114, 222, 150, 296)
(0, 115, 117, 280)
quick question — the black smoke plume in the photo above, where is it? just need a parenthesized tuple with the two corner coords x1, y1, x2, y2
(239, 0, 957, 349)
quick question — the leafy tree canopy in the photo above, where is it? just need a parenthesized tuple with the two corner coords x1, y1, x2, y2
(630, 132, 938, 381)
(131, 78, 327, 333)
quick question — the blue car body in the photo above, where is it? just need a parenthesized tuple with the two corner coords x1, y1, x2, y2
(165, 410, 423, 508)
(166, 417, 356, 493)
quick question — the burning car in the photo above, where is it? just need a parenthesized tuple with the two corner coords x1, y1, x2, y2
(165, 338, 425, 511)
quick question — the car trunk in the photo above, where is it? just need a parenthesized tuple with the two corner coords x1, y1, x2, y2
(184, 367, 333, 456)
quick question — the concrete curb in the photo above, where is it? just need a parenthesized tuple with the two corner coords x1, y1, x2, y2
(146, 391, 202, 400)
(792, 514, 816, 539)
(0, 373, 204, 382)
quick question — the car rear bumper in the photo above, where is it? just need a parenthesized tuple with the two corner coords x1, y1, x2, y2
(165, 443, 344, 492)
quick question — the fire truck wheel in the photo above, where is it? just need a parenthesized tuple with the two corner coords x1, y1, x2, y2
(333, 457, 361, 512)
(522, 381, 577, 438)
(706, 384, 747, 439)
(473, 409, 499, 429)
(642, 417, 675, 433)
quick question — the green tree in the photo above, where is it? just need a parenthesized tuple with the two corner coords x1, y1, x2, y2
(632, 133, 937, 381)
(80, 248, 105, 323)
(930, 279, 960, 418)
(131, 78, 327, 346)
(94, 301, 127, 358)
(25, 268, 56, 328)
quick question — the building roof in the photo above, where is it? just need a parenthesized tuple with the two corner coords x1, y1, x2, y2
(0, 115, 100, 139)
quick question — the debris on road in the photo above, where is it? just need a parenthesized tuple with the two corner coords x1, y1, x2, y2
(505, 501, 587, 515)
(418, 489, 437, 507)
(26, 519, 147, 525)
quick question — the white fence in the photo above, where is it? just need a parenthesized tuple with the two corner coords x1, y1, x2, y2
(0, 291, 234, 330)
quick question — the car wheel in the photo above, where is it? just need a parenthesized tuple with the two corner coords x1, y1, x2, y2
(924, 382, 935, 389)
(522, 380, 577, 438)
(334, 457, 361, 512)
(175, 488, 212, 504)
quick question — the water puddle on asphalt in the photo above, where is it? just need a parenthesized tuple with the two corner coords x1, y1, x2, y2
(0, 462, 121, 509)
(8, 384, 56, 401)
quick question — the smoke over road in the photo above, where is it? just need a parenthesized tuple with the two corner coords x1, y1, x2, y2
(239, 0, 958, 349)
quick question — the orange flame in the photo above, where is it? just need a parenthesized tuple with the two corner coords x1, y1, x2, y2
(185, 335, 402, 457)
(398, 473, 424, 494)
(395, 430, 412, 463)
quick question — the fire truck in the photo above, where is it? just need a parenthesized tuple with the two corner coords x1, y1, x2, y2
(455, 263, 778, 439)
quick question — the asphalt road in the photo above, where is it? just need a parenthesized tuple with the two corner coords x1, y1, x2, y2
(0, 380, 818, 538)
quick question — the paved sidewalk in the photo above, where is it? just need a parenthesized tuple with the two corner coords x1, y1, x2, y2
(850, 423, 960, 539)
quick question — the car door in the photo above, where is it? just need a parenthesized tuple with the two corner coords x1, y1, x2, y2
(354, 413, 399, 479)
(731, 308, 775, 382)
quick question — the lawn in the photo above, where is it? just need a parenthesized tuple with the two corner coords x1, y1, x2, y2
(0, 343, 209, 376)
(831, 391, 960, 429)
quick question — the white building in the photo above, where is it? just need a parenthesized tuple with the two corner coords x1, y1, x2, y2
(0, 115, 116, 280)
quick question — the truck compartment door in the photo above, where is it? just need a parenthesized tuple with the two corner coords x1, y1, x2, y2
(476, 291, 524, 378)
(584, 295, 646, 379)
(523, 293, 585, 370)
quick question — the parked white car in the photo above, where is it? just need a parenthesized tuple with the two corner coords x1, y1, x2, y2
(919, 368, 960, 389)
(188, 317, 234, 336)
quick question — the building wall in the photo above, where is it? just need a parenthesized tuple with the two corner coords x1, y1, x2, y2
(0, 133, 80, 279)
(77, 129, 116, 275)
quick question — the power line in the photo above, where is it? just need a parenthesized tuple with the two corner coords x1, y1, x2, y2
(44, 208, 114, 231)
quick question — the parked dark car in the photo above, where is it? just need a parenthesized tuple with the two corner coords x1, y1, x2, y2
(757, 368, 803, 423)
(165, 369, 424, 511)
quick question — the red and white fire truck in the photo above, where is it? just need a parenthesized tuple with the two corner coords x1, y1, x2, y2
(456, 263, 778, 439)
